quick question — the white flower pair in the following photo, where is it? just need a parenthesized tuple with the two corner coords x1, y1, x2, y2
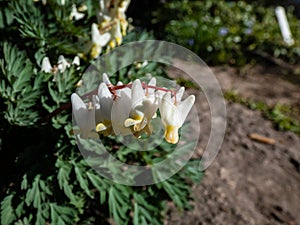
(71, 75, 195, 144)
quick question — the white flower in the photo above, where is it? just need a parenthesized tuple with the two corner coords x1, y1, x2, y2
(111, 85, 132, 136)
(57, 55, 70, 73)
(109, 20, 122, 48)
(95, 82, 114, 134)
(70, 4, 85, 21)
(72, 56, 80, 67)
(71, 93, 97, 139)
(41, 55, 80, 74)
(41, 57, 52, 73)
(117, 0, 131, 35)
(124, 78, 158, 136)
(159, 90, 195, 144)
(91, 23, 111, 59)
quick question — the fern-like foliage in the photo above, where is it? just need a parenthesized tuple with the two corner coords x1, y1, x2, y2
(0, 1, 203, 225)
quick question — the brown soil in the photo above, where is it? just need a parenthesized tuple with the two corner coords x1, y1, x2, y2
(166, 63, 300, 225)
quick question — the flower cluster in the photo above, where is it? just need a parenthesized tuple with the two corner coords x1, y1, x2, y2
(90, 0, 131, 58)
(71, 75, 195, 144)
(41, 55, 80, 74)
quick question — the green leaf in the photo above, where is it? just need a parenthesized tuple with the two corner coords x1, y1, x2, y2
(25, 175, 40, 208)
(1, 194, 16, 225)
(21, 174, 28, 190)
(86, 171, 108, 204)
(108, 185, 130, 225)
(74, 166, 94, 198)
(50, 203, 77, 225)
(35, 205, 47, 225)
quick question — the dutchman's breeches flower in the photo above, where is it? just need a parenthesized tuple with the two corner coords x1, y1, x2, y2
(159, 91, 195, 144)
(124, 78, 158, 137)
(71, 76, 195, 144)
(91, 23, 111, 59)
(71, 93, 97, 139)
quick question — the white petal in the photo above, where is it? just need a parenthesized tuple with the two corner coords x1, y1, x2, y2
(131, 79, 144, 108)
(102, 73, 111, 84)
(119, 0, 130, 12)
(177, 95, 195, 123)
(91, 23, 101, 44)
(147, 77, 156, 94)
(41, 57, 52, 73)
(72, 56, 80, 66)
(92, 23, 111, 46)
(71, 93, 96, 138)
(175, 87, 185, 103)
(98, 83, 113, 120)
(57, 55, 70, 72)
(92, 95, 101, 123)
(111, 90, 132, 135)
(70, 4, 85, 20)
(98, 82, 112, 98)
(160, 92, 181, 127)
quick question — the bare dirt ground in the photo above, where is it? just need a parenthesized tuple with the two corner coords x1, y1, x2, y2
(166, 63, 300, 225)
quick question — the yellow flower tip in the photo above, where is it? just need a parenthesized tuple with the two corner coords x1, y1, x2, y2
(90, 43, 101, 59)
(75, 79, 83, 87)
(116, 37, 122, 46)
(124, 117, 142, 128)
(96, 123, 107, 132)
(164, 125, 179, 144)
(109, 40, 116, 49)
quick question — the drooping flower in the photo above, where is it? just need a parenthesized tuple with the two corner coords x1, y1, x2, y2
(124, 78, 158, 137)
(41, 55, 80, 74)
(70, 4, 85, 21)
(90, 23, 111, 59)
(57, 55, 70, 73)
(108, 20, 122, 48)
(95, 82, 114, 134)
(159, 91, 195, 144)
(117, 0, 131, 35)
(71, 93, 97, 139)
(41, 57, 52, 73)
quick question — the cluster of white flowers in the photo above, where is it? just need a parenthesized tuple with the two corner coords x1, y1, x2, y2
(71, 75, 195, 144)
(90, 0, 131, 58)
(41, 55, 80, 74)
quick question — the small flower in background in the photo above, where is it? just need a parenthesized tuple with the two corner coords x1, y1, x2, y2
(90, 23, 111, 59)
(69, 4, 85, 21)
(41, 55, 80, 81)
(108, 20, 123, 48)
(244, 28, 252, 35)
(187, 39, 194, 46)
(117, 0, 131, 36)
(245, 20, 254, 28)
(72, 76, 195, 144)
(218, 27, 229, 36)
(89, 0, 131, 57)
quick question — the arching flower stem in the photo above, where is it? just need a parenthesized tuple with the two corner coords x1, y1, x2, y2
(107, 82, 177, 102)
(39, 81, 177, 124)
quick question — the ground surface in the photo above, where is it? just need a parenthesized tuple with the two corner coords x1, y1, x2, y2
(166, 63, 300, 225)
